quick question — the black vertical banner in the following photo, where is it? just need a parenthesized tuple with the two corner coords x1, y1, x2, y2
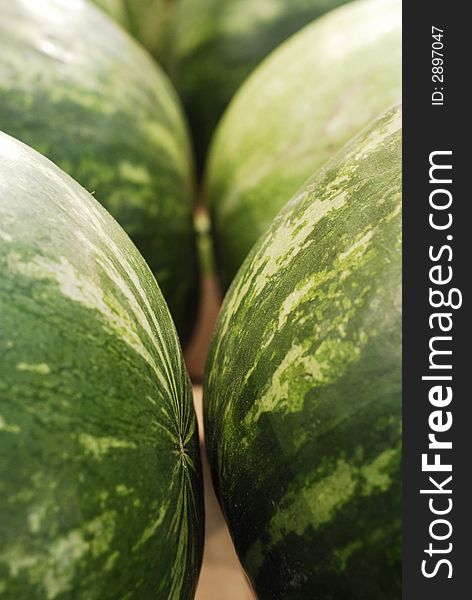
(403, 1, 469, 598)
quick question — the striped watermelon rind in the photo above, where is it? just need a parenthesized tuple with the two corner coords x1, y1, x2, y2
(0, 0, 197, 341)
(206, 0, 401, 290)
(204, 105, 402, 598)
(0, 132, 203, 599)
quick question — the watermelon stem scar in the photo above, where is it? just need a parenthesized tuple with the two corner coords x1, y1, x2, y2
(178, 434, 189, 468)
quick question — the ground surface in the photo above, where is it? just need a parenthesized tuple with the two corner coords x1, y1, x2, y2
(193, 386, 253, 600)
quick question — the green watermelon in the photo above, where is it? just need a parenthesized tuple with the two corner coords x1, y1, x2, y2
(204, 106, 402, 598)
(0, 132, 204, 599)
(168, 0, 355, 169)
(206, 0, 401, 290)
(0, 0, 197, 341)
(92, 0, 177, 65)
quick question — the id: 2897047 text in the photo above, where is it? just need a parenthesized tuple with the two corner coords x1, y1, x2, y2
(432, 26, 445, 106)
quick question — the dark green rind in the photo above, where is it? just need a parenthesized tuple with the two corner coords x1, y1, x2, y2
(0, 0, 197, 342)
(204, 106, 402, 599)
(206, 0, 401, 290)
(0, 132, 203, 599)
(168, 0, 354, 170)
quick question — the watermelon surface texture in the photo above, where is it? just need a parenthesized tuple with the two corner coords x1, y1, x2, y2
(0, 0, 197, 341)
(206, 0, 401, 290)
(204, 106, 402, 599)
(0, 132, 203, 599)
(168, 0, 354, 169)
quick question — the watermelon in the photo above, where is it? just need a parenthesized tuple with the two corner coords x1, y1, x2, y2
(204, 106, 402, 598)
(206, 0, 401, 290)
(92, 0, 177, 65)
(0, 0, 197, 341)
(0, 131, 204, 599)
(168, 0, 355, 169)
